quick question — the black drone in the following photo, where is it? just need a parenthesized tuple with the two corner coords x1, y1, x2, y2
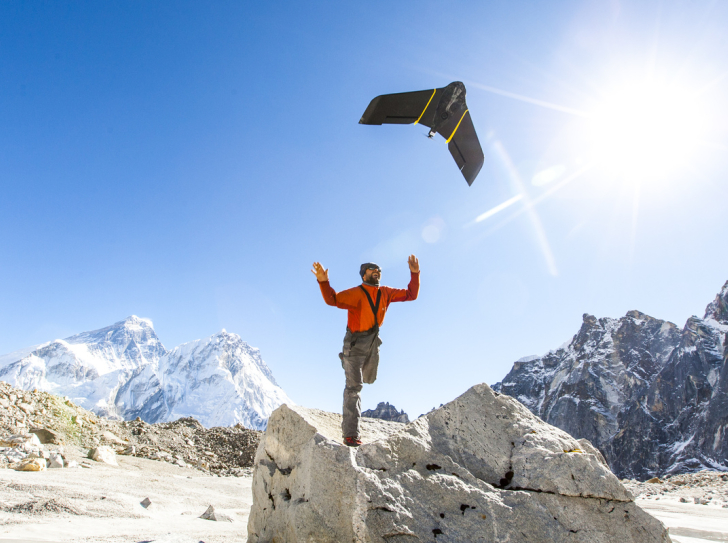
(359, 81, 484, 186)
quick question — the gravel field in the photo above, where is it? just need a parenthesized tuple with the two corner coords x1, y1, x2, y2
(0, 451, 252, 542)
(626, 472, 728, 543)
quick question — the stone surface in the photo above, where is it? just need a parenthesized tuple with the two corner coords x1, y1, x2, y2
(199, 504, 232, 522)
(100, 431, 125, 445)
(247, 384, 669, 543)
(29, 427, 62, 444)
(14, 457, 46, 471)
(88, 446, 118, 466)
(48, 452, 64, 468)
(0, 433, 42, 450)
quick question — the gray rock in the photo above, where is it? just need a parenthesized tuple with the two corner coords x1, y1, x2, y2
(100, 430, 125, 445)
(247, 384, 669, 543)
(48, 452, 64, 468)
(199, 504, 232, 522)
(140, 497, 152, 509)
(88, 446, 118, 466)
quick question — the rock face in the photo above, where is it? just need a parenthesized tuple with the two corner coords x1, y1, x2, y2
(0, 316, 291, 430)
(247, 384, 669, 543)
(362, 402, 410, 423)
(494, 280, 728, 480)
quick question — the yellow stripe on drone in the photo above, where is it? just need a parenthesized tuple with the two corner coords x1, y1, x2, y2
(413, 89, 437, 125)
(446, 109, 469, 143)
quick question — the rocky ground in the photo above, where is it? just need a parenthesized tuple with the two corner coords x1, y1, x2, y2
(5, 380, 728, 542)
(624, 471, 728, 507)
(0, 449, 253, 542)
(0, 380, 261, 477)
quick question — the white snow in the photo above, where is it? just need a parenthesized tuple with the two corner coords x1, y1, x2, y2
(714, 426, 724, 452)
(0, 342, 49, 369)
(670, 434, 696, 456)
(708, 368, 719, 387)
(516, 355, 539, 363)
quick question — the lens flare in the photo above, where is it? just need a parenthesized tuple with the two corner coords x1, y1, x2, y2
(588, 80, 706, 178)
(475, 194, 523, 223)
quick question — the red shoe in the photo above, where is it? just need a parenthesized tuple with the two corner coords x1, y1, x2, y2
(344, 436, 362, 447)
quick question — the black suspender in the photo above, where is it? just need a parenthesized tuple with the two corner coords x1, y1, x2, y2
(359, 286, 382, 331)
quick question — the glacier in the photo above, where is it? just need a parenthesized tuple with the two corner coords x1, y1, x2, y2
(0, 316, 292, 430)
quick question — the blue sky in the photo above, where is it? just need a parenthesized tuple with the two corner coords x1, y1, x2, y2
(2, 1, 727, 418)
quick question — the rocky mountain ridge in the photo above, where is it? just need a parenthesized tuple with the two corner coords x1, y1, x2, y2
(0, 316, 291, 430)
(361, 401, 410, 423)
(494, 280, 728, 480)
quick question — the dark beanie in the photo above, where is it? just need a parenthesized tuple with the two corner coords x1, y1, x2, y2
(359, 263, 381, 278)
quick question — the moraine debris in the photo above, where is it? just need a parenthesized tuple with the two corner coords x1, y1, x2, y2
(0, 379, 261, 476)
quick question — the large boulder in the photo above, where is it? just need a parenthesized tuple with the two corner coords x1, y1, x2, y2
(247, 383, 670, 543)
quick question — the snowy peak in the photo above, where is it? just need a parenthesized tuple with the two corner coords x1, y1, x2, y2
(704, 280, 728, 323)
(0, 316, 163, 372)
(166, 329, 277, 386)
(144, 328, 291, 429)
(65, 315, 166, 368)
(0, 316, 166, 388)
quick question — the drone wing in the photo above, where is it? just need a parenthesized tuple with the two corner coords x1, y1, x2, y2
(359, 88, 442, 127)
(446, 111, 484, 186)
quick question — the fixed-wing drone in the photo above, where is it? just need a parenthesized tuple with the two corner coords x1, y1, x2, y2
(359, 81, 484, 186)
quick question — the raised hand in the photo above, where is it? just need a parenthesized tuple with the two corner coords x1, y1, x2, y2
(408, 255, 420, 273)
(311, 262, 329, 282)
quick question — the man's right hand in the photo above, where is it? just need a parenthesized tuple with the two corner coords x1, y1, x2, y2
(311, 262, 329, 282)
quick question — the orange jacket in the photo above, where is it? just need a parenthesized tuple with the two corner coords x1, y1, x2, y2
(318, 272, 419, 332)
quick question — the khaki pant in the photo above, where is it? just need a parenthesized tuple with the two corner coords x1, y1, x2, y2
(340, 327, 381, 439)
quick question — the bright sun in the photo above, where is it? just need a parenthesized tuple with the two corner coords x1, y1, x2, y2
(587, 80, 706, 179)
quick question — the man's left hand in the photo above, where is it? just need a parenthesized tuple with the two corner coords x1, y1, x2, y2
(408, 254, 419, 273)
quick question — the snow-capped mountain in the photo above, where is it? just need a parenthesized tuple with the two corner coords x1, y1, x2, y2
(493, 280, 728, 479)
(116, 330, 291, 429)
(0, 317, 292, 430)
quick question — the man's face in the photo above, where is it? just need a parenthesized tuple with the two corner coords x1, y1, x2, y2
(363, 267, 381, 285)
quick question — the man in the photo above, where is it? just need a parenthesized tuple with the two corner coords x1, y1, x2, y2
(311, 255, 419, 447)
